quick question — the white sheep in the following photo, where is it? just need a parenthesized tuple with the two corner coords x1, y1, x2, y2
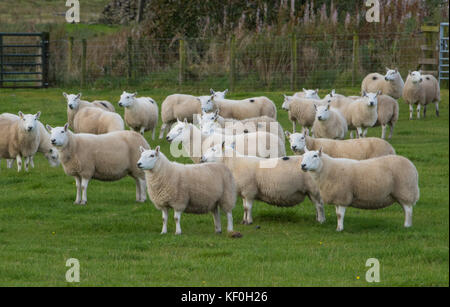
(46, 124, 149, 205)
(137, 145, 236, 235)
(200, 143, 325, 225)
(0, 111, 41, 172)
(64, 92, 115, 127)
(345, 91, 379, 138)
(64, 92, 124, 134)
(300, 148, 420, 231)
(1, 114, 59, 169)
(286, 131, 395, 159)
(293, 88, 321, 99)
(312, 103, 348, 139)
(159, 94, 215, 139)
(282, 95, 325, 134)
(403, 71, 440, 120)
(361, 68, 404, 99)
(209, 90, 277, 120)
(198, 110, 285, 141)
(166, 120, 286, 163)
(118, 91, 159, 139)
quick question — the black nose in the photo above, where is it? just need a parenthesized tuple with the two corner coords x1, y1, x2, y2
(166, 136, 171, 141)
(137, 162, 142, 168)
(51, 139, 56, 144)
(119, 103, 123, 107)
(301, 164, 307, 170)
(318, 116, 322, 120)
(27, 127, 32, 131)
(69, 105, 73, 110)
(385, 77, 388, 81)
(292, 145, 297, 150)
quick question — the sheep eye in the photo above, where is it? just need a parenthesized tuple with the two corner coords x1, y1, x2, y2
(61, 131, 64, 133)
(150, 155, 154, 158)
(49, 149, 53, 153)
(314, 155, 318, 158)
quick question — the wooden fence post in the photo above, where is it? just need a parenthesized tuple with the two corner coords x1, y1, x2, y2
(41, 32, 50, 88)
(352, 33, 360, 87)
(229, 35, 236, 91)
(127, 36, 133, 81)
(68, 36, 74, 72)
(290, 33, 297, 91)
(179, 39, 185, 86)
(137, 0, 145, 23)
(81, 38, 87, 87)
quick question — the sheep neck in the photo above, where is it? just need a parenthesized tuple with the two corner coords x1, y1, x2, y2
(305, 136, 316, 152)
(57, 132, 77, 164)
(144, 154, 177, 195)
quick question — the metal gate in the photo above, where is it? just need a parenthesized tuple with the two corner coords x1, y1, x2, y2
(439, 23, 449, 84)
(0, 32, 49, 88)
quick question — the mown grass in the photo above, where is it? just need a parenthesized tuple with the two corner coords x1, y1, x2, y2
(0, 87, 448, 286)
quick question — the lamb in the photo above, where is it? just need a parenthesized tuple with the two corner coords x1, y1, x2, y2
(345, 91, 379, 138)
(402, 71, 440, 120)
(312, 103, 348, 140)
(1, 113, 59, 168)
(118, 91, 159, 140)
(166, 120, 286, 164)
(282, 95, 326, 134)
(293, 88, 321, 100)
(137, 145, 236, 235)
(159, 94, 215, 139)
(300, 148, 420, 231)
(286, 131, 395, 159)
(198, 111, 285, 141)
(210, 94, 277, 120)
(46, 124, 149, 205)
(361, 68, 404, 99)
(64, 93, 115, 127)
(64, 92, 124, 134)
(200, 143, 325, 225)
(0, 111, 41, 172)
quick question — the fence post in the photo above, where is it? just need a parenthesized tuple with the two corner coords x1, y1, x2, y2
(179, 39, 185, 86)
(137, 0, 145, 23)
(68, 36, 74, 72)
(229, 35, 236, 91)
(41, 32, 50, 88)
(290, 33, 297, 91)
(127, 36, 133, 81)
(0, 34, 3, 87)
(352, 33, 360, 87)
(81, 38, 87, 87)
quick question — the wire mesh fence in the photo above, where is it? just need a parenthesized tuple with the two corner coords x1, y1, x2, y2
(45, 31, 438, 91)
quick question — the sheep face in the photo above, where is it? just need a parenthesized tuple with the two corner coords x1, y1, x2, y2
(166, 120, 189, 142)
(315, 104, 331, 121)
(363, 91, 379, 107)
(18, 111, 40, 132)
(303, 88, 320, 99)
(409, 71, 422, 84)
(384, 68, 399, 81)
(64, 93, 82, 110)
(118, 91, 136, 107)
(137, 146, 160, 170)
(200, 143, 229, 163)
(45, 148, 60, 167)
(200, 110, 219, 126)
(47, 124, 70, 147)
(300, 149, 323, 172)
(282, 95, 293, 110)
(201, 121, 219, 135)
(287, 132, 306, 153)
(323, 89, 336, 101)
(199, 95, 215, 112)
(210, 89, 228, 100)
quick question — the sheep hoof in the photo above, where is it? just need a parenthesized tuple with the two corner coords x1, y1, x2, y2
(228, 231, 243, 238)
(241, 220, 247, 225)
(79, 201, 87, 206)
(336, 227, 344, 232)
(215, 230, 222, 234)
(160, 231, 167, 235)
(175, 231, 182, 235)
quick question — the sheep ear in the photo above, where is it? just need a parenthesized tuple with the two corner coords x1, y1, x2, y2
(18, 111, 24, 119)
(210, 88, 215, 95)
(35, 111, 41, 120)
(222, 141, 226, 151)
(183, 118, 188, 124)
(376, 90, 382, 96)
(64, 123, 69, 131)
(132, 92, 137, 97)
(46, 124, 52, 132)
(214, 109, 219, 117)
(224, 89, 228, 95)
(76, 93, 82, 99)
(139, 146, 146, 153)
(63, 92, 68, 98)
(386, 67, 391, 71)
(304, 145, 309, 153)
(318, 147, 323, 156)
(408, 70, 411, 75)
(155, 146, 160, 155)
(315, 89, 319, 94)
(326, 103, 330, 110)
(313, 104, 317, 111)
(362, 91, 367, 97)
(285, 131, 291, 138)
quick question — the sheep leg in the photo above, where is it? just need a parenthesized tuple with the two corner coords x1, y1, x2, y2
(388, 124, 394, 139)
(363, 128, 368, 138)
(349, 131, 354, 139)
(416, 104, 421, 119)
(357, 127, 363, 139)
(409, 104, 413, 120)
(174, 210, 182, 235)
(292, 121, 296, 133)
(159, 123, 167, 139)
(435, 102, 440, 117)
(161, 207, 168, 234)
(30, 155, 35, 169)
(74, 176, 82, 204)
(335, 205, 347, 232)
(212, 207, 222, 234)
(243, 198, 253, 225)
(401, 204, 413, 228)
(24, 157, 30, 172)
(151, 128, 156, 140)
(381, 125, 387, 139)
(309, 194, 325, 224)
(16, 155, 22, 172)
(80, 178, 89, 205)
(423, 104, 427, 118)
(139, 127, 145, 135)
(226, 212, 234, 233)
(135, 178, 146, 202)
(7, 159, 14, 169)
(139, 178, 147, 202)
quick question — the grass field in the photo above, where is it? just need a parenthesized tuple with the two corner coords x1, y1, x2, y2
(0, 87, 448, 286)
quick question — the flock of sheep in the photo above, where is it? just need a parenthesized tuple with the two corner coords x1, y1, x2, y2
(0, 69, 440, 235)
